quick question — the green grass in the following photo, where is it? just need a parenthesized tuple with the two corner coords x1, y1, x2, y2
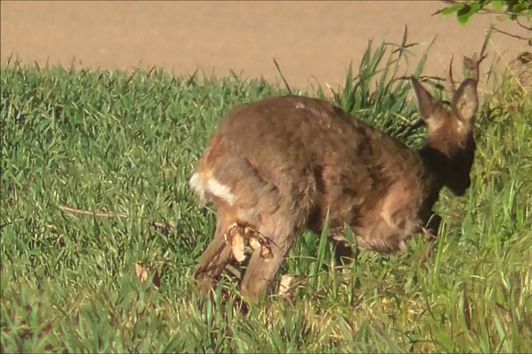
(1, 45, 531, 352)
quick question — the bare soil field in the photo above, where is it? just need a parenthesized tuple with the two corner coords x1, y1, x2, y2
(1, 1, 529, 88)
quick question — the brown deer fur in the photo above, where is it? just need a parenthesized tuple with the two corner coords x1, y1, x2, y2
(190, 57, 480, 302)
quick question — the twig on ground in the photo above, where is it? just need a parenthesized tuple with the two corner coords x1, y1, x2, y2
(58, 205, 128, 219)
(151, 221, 174, 233)
(515, 17, 532, 32)
(58, 205, 174, 232)
(491, 25, 532, 42)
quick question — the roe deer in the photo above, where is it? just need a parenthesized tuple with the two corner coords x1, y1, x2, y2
(190, 56, 481, 302)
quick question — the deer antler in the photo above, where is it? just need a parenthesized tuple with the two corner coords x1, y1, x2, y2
(463, 53, 486, 82)
(448, 53, 486, 95)
(447, 55, 457, 95)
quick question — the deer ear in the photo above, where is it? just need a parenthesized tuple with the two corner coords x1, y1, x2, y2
(411, 77, 446, 131)
(452, 78, 478, 124)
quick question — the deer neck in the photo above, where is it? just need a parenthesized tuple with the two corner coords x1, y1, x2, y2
(416, 145, 449, 212)
(418, 145, 451, 185)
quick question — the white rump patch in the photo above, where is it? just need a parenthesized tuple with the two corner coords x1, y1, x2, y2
(206, 176, 235, 205)
(295, 102, 305, 109)
(190, 172, 236, 205)
(189, 173, 206, 201)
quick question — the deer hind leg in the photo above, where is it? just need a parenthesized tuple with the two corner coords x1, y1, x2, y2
(198, 157, 317, 302)
(239, 205, 310, 302)
(194, 213, 234, 295)
(240, 232, 296, 303)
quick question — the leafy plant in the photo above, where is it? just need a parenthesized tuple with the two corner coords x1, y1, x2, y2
(437, 0, 532, 25)
(326, 26, 435, 146)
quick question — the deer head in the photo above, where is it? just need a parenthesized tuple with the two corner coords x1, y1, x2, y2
(413, 55, 483, 196)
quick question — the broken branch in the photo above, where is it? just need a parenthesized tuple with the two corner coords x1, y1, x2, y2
(58, 205, 174, 232)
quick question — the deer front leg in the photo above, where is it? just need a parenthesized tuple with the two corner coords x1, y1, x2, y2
(424, 212, 442, 239)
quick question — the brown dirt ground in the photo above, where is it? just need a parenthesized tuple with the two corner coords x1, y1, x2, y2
(1, 1, 530, 89)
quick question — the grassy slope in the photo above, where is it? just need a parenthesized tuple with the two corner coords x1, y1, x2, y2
(1, 60, 530, 352)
